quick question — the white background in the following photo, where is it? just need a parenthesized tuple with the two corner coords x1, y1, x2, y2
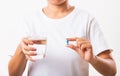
(0, 0, 120, 76)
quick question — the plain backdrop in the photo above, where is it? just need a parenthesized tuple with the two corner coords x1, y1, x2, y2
(0, 0, 120, 76)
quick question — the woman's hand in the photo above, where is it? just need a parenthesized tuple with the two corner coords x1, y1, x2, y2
(20, 38, 37, 62)
(67, 37, 94, 62)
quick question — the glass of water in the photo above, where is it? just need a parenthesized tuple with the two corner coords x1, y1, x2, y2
(28, 35, 47, 60)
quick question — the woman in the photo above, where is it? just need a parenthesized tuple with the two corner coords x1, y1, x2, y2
(8, 0, 116, 76)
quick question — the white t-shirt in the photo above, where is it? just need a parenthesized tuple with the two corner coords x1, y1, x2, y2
(18, 7, 110, 76)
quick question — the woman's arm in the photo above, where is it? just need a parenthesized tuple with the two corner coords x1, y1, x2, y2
(67, 37, 117, 76)
(8, 38, 37, 76)
(90, 50, 117, 76)
(8, 44, 27, 76)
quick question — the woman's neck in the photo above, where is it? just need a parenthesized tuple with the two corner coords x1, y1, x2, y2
(43, 1, 74, 19)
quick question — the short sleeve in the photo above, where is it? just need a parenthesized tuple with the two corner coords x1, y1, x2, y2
(88, 17, 112, 55)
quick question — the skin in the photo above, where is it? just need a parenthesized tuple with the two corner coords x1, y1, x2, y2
(8, 0, 116, 76)
(67, 37, 116, 76)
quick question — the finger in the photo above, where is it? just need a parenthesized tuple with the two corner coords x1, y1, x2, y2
(78, 49, 85, 58)
(76, 41, 88, 48)
(66, 44, 77, 51)
(21, 40, 36, 51)
(24, 50, 37, 56)
(67, 44, 85, 58)
(24, 45, 36, 51)
(80, 43, 87, 51)
(80, 43, 91, 51)
(66, 37, 78, 41)
(76, 38, 87, 42)
(21, 43, 37, 55)
(78, 43, 91, 59)
(25, 55, 36, 62)
(22, 38, 33, 45)
(76, 37, 90, 47)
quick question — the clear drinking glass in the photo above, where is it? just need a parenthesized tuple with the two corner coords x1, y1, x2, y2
(28, 35, 47, 60)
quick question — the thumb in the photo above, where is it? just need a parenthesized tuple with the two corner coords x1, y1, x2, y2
(66, 44, 77, 51)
